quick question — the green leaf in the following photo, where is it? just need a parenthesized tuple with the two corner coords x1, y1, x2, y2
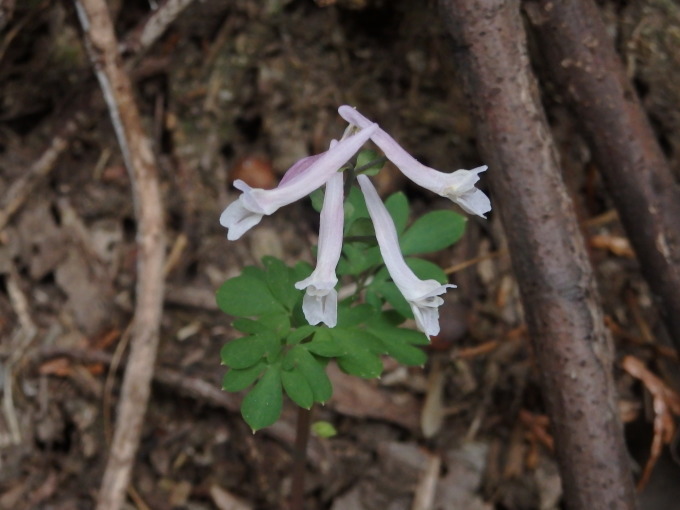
(328, 327, 385, 354)
(385, 341, 427, 365)
(374, 280, 412, 319)
(222, 361, 266, 392)
(242, 265, 267, 281)
(292, 261, 314, 282)
(319, 327, 386, 378)
(286, 325, 317, 345)
(306, 329, 350, 357)
(345, 217, 375, 238)
(355, 149, 384, 176)
(337, 351, 383, 378)
(282, 368, 314, 409)
(385, 192, 409, 234)
(309, 188, 324, 212)
(337, 303, 375, 328)
(257, 313, 291, 338)
(232, 318, 266, 335)
(405, 257, 448, 284)
(344, 186, 370, 233)
(311, 421, 337, 438)
(241, 364, 283, 431)
(400, 210, 466, 255)
(232, 313, 290, 337)
(221, 332, 281, 369)
(263, 257, 299, 311)
(366, 313, 429, 365)
(283, 346, 332, 403)
(216, 274, 284, 317)
(337, 243, 381, 276)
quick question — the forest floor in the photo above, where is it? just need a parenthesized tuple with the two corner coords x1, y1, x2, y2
(1, 0, 680, 509)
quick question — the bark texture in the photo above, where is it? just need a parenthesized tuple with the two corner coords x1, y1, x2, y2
(75, 0, 167, 508)
(438, 1, 638, 509)
(525, 0, 680, 350)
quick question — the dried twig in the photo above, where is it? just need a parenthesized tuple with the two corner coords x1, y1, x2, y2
(121, 0, 197, 58)
(37, 346, 238, 409)
(34, 347, 332, 468)
(438, 0, 637, 508)
(524, 0, 680, 352)
(74, 1, 167, 509)
(411, 453, 441, 510)
(0, 117, 81, 232)
(0, 0, 195, 233)
(622, 356, 680, 490)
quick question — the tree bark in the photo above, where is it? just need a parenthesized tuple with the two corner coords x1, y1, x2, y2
(438, 1, 638, 509)
(524, 0, 680, 351)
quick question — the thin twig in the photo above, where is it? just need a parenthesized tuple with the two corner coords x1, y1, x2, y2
(36, 346, 239, 408)
(0, 0, 195, 233)
(121, 0, 197, 58)
(0, 117, 80, 232)
(74, 2, 167, 509)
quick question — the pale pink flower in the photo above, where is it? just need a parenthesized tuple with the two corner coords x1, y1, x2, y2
(357, 175, 455, 337)
(295, 172, 344, 327)
(220, 123, 378, 240)
(339, 105, 491, 218)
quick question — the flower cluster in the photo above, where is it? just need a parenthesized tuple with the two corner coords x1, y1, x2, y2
(220, 106, 490, 337)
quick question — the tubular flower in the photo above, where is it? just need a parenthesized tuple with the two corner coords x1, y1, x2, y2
(357, 175, 455, 337)
(338, 105, 491, 218)
(220, 123, 378, 240)
(294, 172, 344, 327)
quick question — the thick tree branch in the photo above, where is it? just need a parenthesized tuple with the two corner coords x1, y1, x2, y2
(524, 0, 680, 350)
(74, 1, 167, 509)
(438, 1, 637, 509)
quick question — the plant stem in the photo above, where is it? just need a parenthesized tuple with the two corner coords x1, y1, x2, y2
(289, 405, 313, 510)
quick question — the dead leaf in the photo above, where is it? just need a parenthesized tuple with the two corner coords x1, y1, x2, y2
(621, 356, 680, 490)
(590, 234, 635, 258)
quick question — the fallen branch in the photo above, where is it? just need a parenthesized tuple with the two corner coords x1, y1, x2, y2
(74, 1, 167, 509)
(438, 0, 637, 508)
(38, 347, 238, 410)
(122, 0, 197, 58)
(524, 0, 680, 351)
(35, 346, 329, 470)
(0, 116, 81, 232)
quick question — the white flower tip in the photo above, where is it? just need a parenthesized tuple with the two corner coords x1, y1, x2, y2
(232, 179, 252, 192)
(301, 288, 338, 328)
(220, 198, 263, 240)
(338, 105, 354, 116)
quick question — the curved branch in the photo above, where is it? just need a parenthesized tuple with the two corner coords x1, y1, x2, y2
(74, 1, 167, 509)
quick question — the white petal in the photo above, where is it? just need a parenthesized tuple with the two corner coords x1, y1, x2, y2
(259, 123, 378, 214)
(339, 106, 491, 218)
(301, 288, 338, 327)
(358, 175, 455, 337)
(219, 198, 263, 240)
(219, 123, 376, 238)
(295, 173, 344, 327)
(411, 303, 441, 337)
(453, 187, 492, 218)
(279, 153, 323, 186)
